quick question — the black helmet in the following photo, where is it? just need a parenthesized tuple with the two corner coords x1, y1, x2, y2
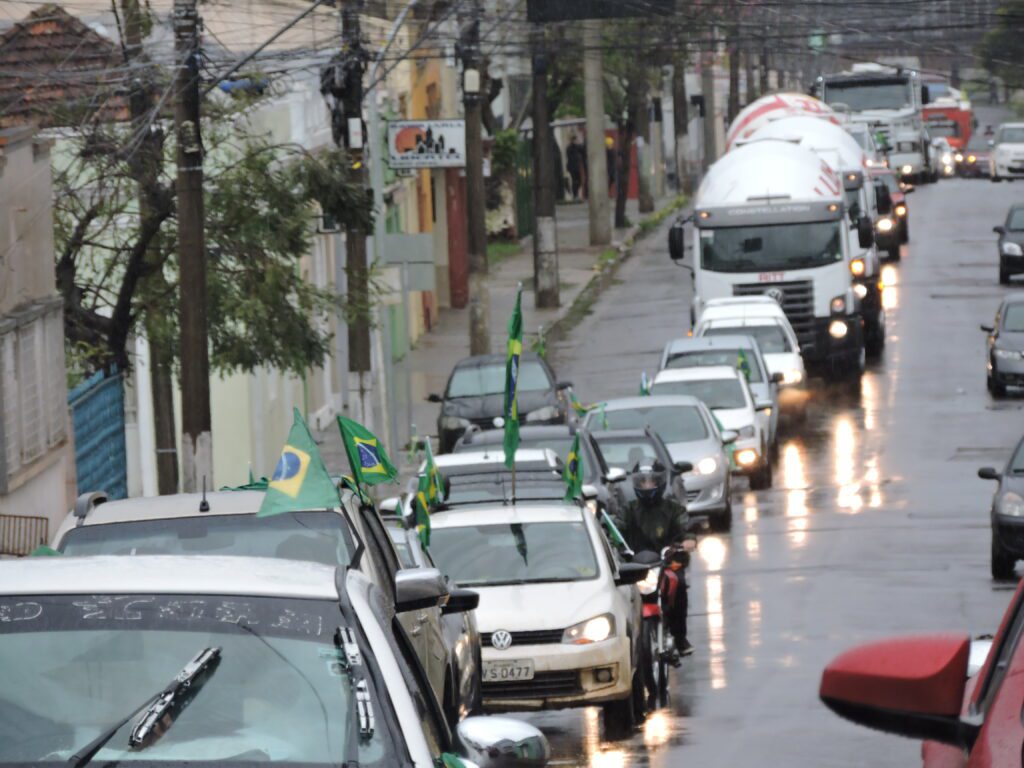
(631, 461, 667, 506)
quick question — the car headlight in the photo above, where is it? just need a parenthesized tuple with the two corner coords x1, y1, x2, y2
(829, 319, 848, 339)
(967, 155, 977, 164)
(738, 425, 756, 438)
(563, 613, 615, 644)
(638, 569, 659, 596)
(585, 498, 599, 515)
(895, 204, 907, 217)
(850, 258, 866, 276)
(999, 492, 1024, 517)
(876, 218, 894, 234)
(955, 152, 964, 163)
(901, 164, 913, 175)
(781, 368, 804, 385)
(853, 283, 868, 299)
(942, 153, 952, 164)
(695, 456, 718, 476)
(441, 416, 472, 430)
(994, 348, 1022, 360)
(735, 448, 758, 467)
(525, 405, 560, 423)
(1002, 242, 1023, 257)
(830, 295, 847, 314)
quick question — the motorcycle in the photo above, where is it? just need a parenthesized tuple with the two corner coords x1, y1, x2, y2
(633, 546, 688, 708)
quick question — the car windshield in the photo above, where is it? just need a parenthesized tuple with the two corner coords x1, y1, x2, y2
(592, 438, 660, 470)
(664, 349, 763, 382)
(651, 379, 747, 410)
(704, 325, 792, 354)
(699, 221, 842, 273)
(429, 521, 598, 587)
(445, 473, 566, 506)
(998, 127, 1024, 144)
(1011, 440, 1024, 474)
(1007, 209, 1024, 231)
(823, 80, 912, 111)
(447, 361, 550, 397)
(59, 512, 351, 565)
(585, 405, 708, 443)
(1003, 304, 1024, 332)
(0, 594, 390, 766)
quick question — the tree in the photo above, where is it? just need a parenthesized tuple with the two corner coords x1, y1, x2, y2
(980, 1, 1024, 91)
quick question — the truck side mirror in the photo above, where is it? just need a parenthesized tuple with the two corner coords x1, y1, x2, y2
(668, 221, 686, 261)
(857, 216, 874, 248)
(921, 84, 930, 105)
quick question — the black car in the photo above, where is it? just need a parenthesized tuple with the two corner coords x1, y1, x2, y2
(591, 428, 689, 507)
(981, 294, 1024, 396)
(453, 425, 628, 518)
(994, 204, 1024, 285)
(430, 353, 570, 452)
(979, 434, 1024, 580)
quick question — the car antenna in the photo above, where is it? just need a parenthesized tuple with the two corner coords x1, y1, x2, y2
(199, 476, 210, 513)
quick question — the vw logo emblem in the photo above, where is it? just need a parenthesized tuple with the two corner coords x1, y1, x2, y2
(765, 287, 785, 304)
(491, 630, 513, 650)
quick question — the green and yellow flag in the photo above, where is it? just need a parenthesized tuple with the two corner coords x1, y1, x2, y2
(563, 432, 583, 501)
(737, 348, 752, 381)
(337, 415, 399, 491)
(259, 408, 340, 517)
(503, 285, 524, 468)
(412, 440, 446, 547)
(569, 391, 597, 419)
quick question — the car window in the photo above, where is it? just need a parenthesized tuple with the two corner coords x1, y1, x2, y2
(651, 378, 747, 410)
(1002, 304, 1024, 332)
(1007, 209, 1024, 231)
(976, 591, 1024, 715)
(430, 521, 599, 587)
(59, 512, 352, 564)
(1010, 439, 1024, 475)
(998, 126, 1024, 144)
(592, 437, 659, 469)
(705, 324, 792, 353)
(665, 349, 764, 382)
(587, 405, 708, 443)
(447, 361, 550, 397)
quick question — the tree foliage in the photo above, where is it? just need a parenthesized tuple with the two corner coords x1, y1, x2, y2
(979, 1, 1024, 91)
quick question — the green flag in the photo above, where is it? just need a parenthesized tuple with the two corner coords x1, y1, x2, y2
(569, 391, 597, 419)
(29, 544, 62, 557)
(639, 371, 651, 396)
(259, 408, 340, 517)
(563, 432, 583, 501)
(337, 415, 399, 490)
(737, 348, 752, 381)
(503, 285, 524, 468)
(412, 440, 446, 547)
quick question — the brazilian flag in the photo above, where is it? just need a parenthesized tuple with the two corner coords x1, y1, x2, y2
(259, 408, 340, 517)
(503, 286, 524, 469)
(412, 440, 446, 547)
(569, 391, 597, 419)
(563, 432, 583, 501)
(737, 348, 752, 381)
(337, 415, 399, 491)
(639, 371, 651, 396)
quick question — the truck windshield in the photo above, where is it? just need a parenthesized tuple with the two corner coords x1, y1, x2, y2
(824, 81, 911, 111)
(699, 221, 842, 273)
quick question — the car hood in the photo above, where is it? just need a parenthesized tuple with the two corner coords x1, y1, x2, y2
(996, 142, 1024, 154)
(996, 331, 1024, 350)
(470, 579, 615, 632)
(443, 389, 556, 420)
(710, 407, 754, 430)
(665, 437, 723, 464)
(762, 352, 803, 374)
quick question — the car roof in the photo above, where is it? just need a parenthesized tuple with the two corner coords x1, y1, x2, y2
(701, 304, 785, 322)
(654, 365, 740, 382)
(433, 448, 557, 469)
(457, 425, 575, 447)
(431, 504, 586, 529)
(600, 395, 704, 410)
(0, 555, 339, 599)
(71, 490, 270, 526)
(664, 335, 758, 354)
(1003, 293, 1024, 306)
(999, 122, 1024, 129)
(591, 428, 654, 441)
(454, 352, 542, 369)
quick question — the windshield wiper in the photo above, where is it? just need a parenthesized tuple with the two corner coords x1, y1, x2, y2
(68, 647, 222, 768)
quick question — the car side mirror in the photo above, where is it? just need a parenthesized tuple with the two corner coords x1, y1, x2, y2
(604, 466, 627, 484)
(556, 380, 573, 390)
(755, 400, 773, 412)
(820, 634, 975, 749)
(581, 484, 599, 501)
(614, 562, 649, 586)
(668, 220, 686, 261)
(379, 497, 400, 515)
(994, 225, 1006, 236)
(395, 568, 449, 613)
(857, 216, 875, 248)
(427, 393, 443, 403)
(441, 587, 479, 615)
(455, 716, 550, 768)
(978, 467, 1001, 481)
(980, 324, 994, 333)
(720, 429, 738, 445)
(771, 371, 785, 384)
(673, 461, 693, 474)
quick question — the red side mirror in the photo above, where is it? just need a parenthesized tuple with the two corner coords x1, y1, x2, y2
(820, 634, 976, 748)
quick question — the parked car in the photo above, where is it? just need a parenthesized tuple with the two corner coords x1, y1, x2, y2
(820, 577, 1024, 768)
(426, 503, 648, 737)
(989, 122, 1024, 182)
(0, 555, 548, 767)
(651, 366, 773, 490)
(981, 294, 1024, 397)
(430, 353, 571, 453)
(872, 167, 910, 246)
(993, 204, 1024, 285)
(454, 425, 628, 518)
(382, 514, 483, 723)
(978, 433, 1024, 580)
(659, 334, 780, 448)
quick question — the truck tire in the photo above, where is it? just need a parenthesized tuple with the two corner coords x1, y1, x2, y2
(865, 316, 885, 357)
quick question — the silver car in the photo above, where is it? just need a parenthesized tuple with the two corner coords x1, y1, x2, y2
(582, 395, 734, 532)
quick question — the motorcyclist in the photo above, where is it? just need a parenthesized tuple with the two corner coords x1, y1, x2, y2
(613, 461, 696, 659)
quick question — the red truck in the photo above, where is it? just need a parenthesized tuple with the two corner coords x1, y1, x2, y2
(923, 96, 975, 151)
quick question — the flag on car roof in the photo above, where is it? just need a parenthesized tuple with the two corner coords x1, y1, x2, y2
(503, 285, 524, 468)
(413, 439, 446, 547)
(569, 390, 597, 418)
(563, 432, 583, 501)
(639, 371, 651, 396)
(259, 408, 340, 517)
(337, 415, 399, 491)
(737, 348, 752, 381)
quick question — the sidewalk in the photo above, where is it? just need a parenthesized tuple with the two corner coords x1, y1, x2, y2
(314, 194, 684, 486)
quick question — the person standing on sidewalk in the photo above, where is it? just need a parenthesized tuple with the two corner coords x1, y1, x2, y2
(566, 133, 586, 201)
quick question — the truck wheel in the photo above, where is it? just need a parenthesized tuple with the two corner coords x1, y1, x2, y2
(865, 319, 885, 358)
(992, 532, 1016, 581)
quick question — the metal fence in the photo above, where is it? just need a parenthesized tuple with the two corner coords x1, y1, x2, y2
(68, 369, 127, 501)
(0, 513, 49, 556)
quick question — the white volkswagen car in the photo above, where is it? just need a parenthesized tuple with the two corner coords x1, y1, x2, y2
(652, 366, 773, 489)
(990, 122, 1024, 182)
(426, 503, 648, 737)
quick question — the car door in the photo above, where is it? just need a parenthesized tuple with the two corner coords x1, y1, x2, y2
(593, 513, 641, 665)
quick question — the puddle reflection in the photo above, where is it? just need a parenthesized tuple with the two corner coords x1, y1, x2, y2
(706, 574, 726, 690)
(881, 264, 899, 310)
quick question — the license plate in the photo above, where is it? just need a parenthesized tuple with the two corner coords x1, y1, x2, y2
(483, 659, 535, 682)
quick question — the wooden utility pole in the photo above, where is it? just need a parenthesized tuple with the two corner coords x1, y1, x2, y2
(582, 20, 610, 246)
(462, 0, 490, 354)
(531, 25, 559, 308)
(672, 49, 691, 194)
(173, 0, 212, 492)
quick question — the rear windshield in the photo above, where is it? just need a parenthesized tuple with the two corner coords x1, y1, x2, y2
(59, 512, 351, 565)
(586, 405, 708, 443)
(704, 324, 792, 353)
(447, 361, 550, 397)
(665, 349, 763, 382)
(651, 378, 747, 410)
(592, 437, 660, 470)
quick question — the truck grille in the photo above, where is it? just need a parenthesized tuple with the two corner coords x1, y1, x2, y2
(483, 670, 581, 699)
(733, 280, 816, 352)
(482, 628, 564, 647)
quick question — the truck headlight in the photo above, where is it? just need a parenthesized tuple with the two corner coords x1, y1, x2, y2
(525, 405, 560, 422)
(895, 204, 907, 217)
(999, 492, 1024, 518)
(441, 416, 472, 430)
(941, 153, 952, 165)
(830, 295, 847, 313)
(695, 456, 719, 476)
(1002, 242, 1023, 257)
(876, 218, 894, 234)
(850, 258, 866, 276)
(638, 570, 660, 596)
(853, 283, 868, 299)
(563, 613, 615, 644)
(829, 319, 849, 339)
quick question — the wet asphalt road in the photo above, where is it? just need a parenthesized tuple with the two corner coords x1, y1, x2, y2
(524, 130, 1024, 765)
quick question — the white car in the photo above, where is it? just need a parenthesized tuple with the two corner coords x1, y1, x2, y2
(652, 366, 773, 489)
(694, 296, 808, 418)
(426, 503, 648, 736)
(0, 555, 548, 767)
(990, 122, 1024, 182)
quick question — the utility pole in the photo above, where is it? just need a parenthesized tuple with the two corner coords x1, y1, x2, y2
(173, 0, 212, 492)
(461, 0, 490, 354)
(582, 20, 610, 246)
(701, 30, 718, 172)
(531, 25, 559, 308)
